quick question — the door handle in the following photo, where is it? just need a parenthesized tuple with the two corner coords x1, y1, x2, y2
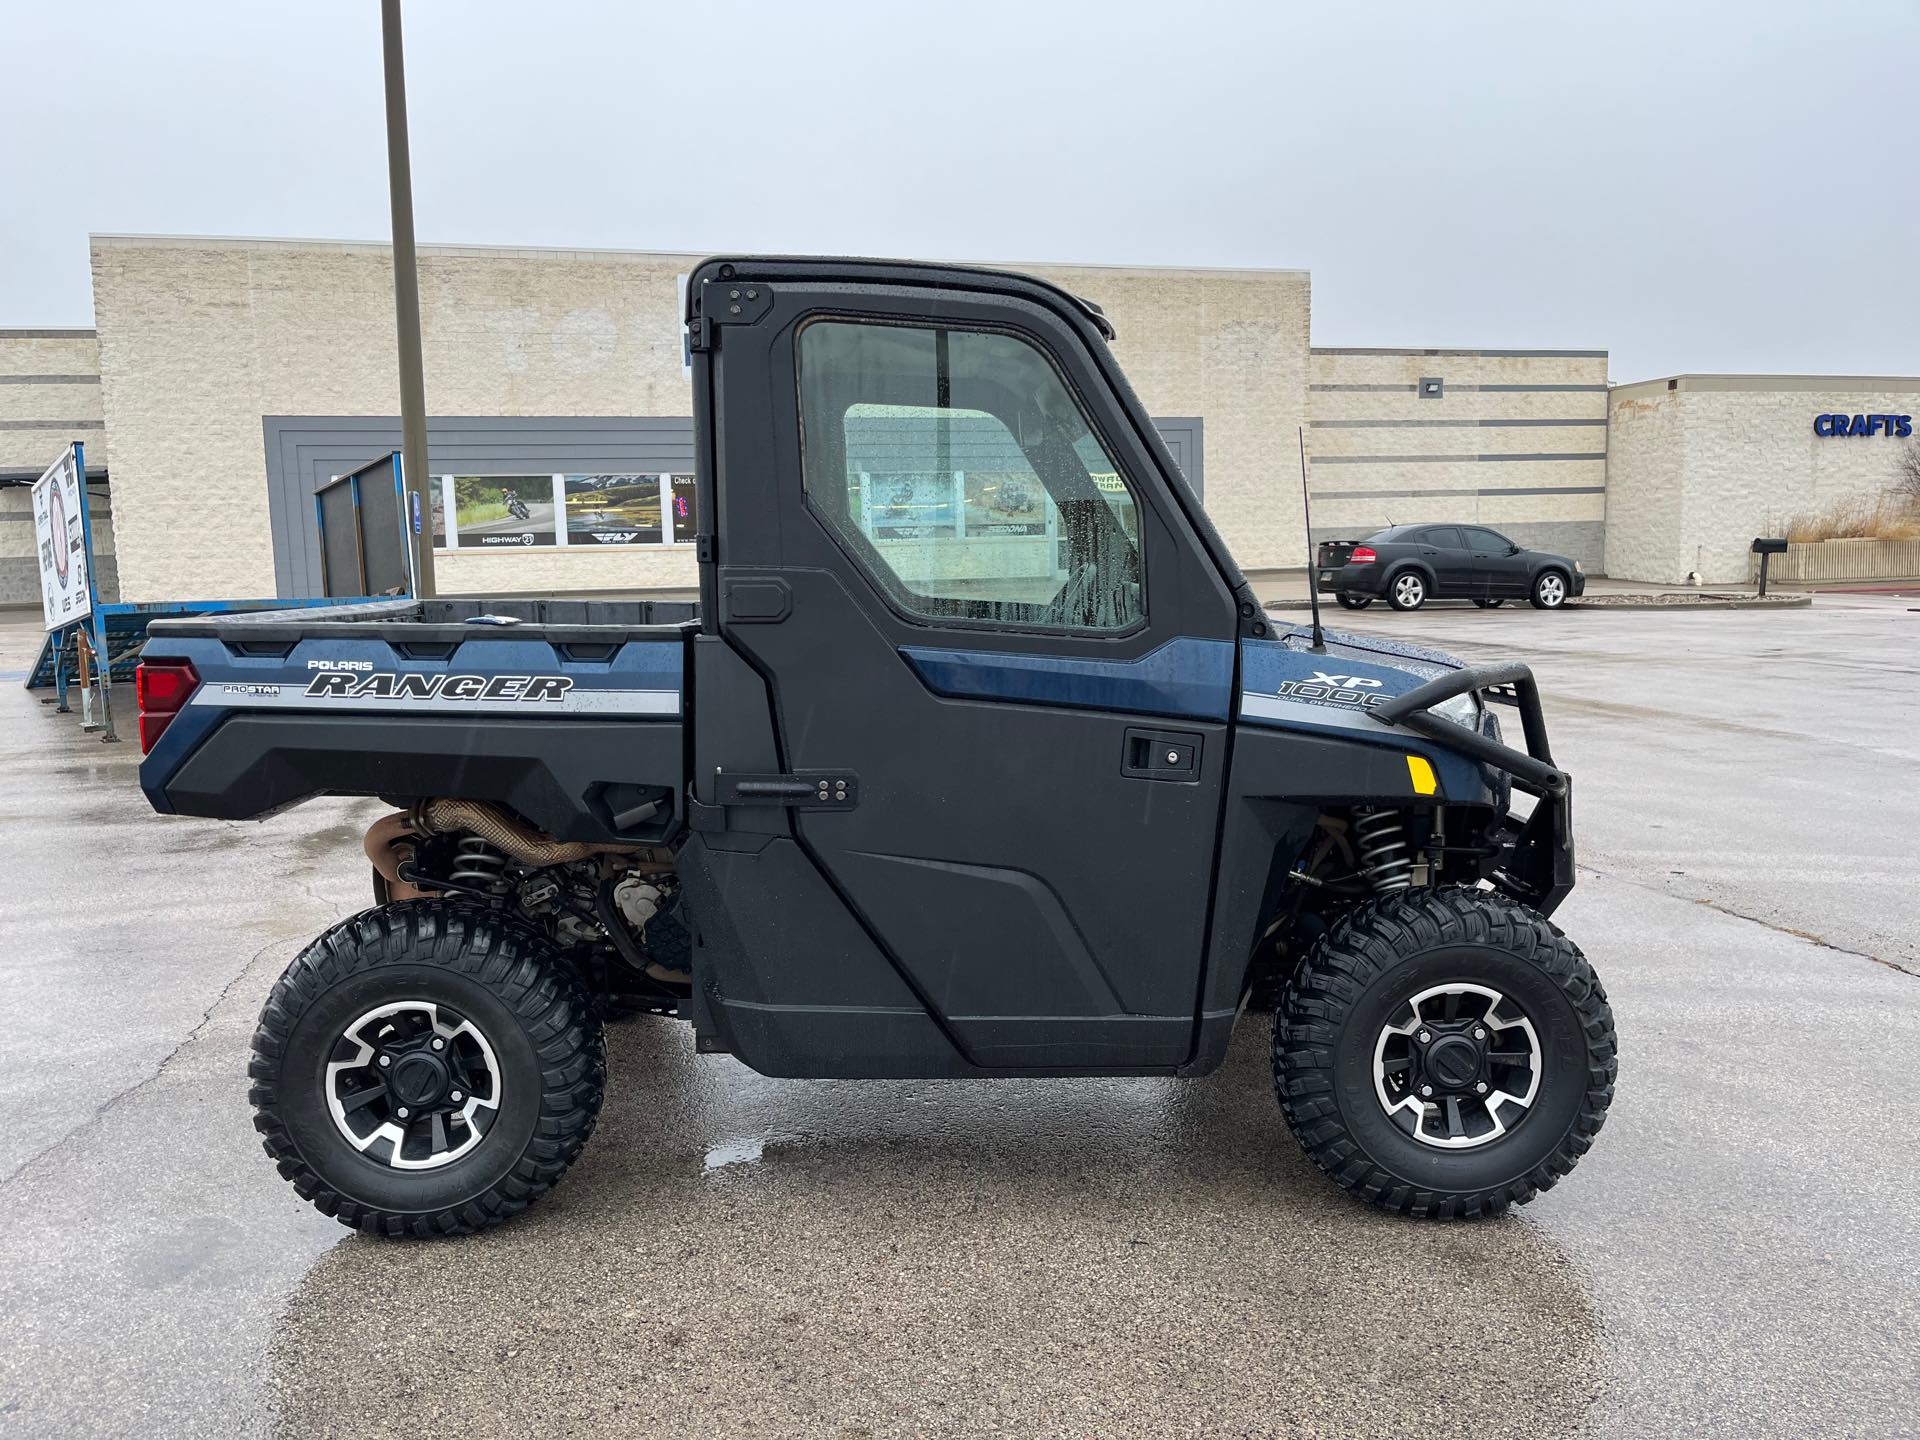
(715, 770, 858, 808)
(1122, 726, 1201, 781)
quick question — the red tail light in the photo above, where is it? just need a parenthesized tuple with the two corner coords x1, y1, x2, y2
(1350, 545, 1378, 564)
(136, 659, 200, 754)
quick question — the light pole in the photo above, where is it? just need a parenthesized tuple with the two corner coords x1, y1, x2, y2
(381, 0, 435, 596)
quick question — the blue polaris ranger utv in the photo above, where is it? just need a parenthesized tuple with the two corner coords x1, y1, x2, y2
(136, 257, 1614, 1236)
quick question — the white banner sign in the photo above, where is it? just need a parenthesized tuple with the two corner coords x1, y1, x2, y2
(32, 445, 92, 632)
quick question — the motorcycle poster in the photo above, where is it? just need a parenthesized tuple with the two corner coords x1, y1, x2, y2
(962, 471, 1049, 536)
(450, 475, 558, 548)
(865, 472, 959, 540)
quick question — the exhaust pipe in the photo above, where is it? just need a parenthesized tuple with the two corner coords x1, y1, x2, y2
(406, 798, 639, 867)
(363, 799, 669, 902)
(362, 809, 428, 901)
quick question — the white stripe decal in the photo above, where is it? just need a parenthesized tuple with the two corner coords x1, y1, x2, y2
(191, 683, 680, 717)
(1239, 692, 1392, 732)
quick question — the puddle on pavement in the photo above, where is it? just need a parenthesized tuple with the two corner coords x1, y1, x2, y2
(271, 1018, 1602, 1439)
(701, 1136, 766, 1172)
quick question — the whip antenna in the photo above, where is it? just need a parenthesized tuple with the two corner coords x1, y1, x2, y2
(1298, 426, 1326, 651)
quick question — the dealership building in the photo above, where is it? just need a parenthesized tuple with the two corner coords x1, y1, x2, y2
(3, 233, 1916, 607)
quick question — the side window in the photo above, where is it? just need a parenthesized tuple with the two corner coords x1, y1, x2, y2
(1424, 526, 1464, 550)
(1464, 527, 1509, 555)
(798, 320, 1145, 632)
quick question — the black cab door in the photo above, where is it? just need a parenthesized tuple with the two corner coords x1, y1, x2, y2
(684, 259, 1243, 1075)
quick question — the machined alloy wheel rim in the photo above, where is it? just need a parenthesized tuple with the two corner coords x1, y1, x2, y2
(1372, 983, 1541, 1149)
(1394, 574, 1425, 607)
(1538, 574, 1566, 606)
(326, 1001, 503, 1170)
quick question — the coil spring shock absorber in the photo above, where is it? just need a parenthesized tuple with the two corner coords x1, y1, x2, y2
(449, 835, 509, 896)
(1353, 809, 1414, 893)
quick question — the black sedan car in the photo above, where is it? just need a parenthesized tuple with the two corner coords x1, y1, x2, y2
(1316, 523, 1586, 611)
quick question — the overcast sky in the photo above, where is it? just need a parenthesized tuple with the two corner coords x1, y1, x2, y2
(2, 1, 1913, 382)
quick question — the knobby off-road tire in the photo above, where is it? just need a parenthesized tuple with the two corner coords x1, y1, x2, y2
(1274, 887, 1614, 1219)
(250, 901, 606, 1237)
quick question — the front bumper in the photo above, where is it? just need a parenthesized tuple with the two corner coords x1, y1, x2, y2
(1371, 662, 1574, 916)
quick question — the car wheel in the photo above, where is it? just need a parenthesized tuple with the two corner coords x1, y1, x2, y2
(1472, 598, 1505, 609)
(1273, 886, 1616, 1218)
(250, 901, 606, 1237)
(1336, 593, 1373, 611)
(1386, 571, 1427, 611)
(1529, 570, 1570, 610)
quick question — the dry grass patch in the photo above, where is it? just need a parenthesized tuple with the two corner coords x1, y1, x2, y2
(1776, 492, 1920, 543)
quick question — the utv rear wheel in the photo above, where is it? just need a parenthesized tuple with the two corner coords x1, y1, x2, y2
(1335, 593, 1373, 611)
(1386, 571, 1428, 611)
(249, 901, 605, 1237)
(1273, 887, 1614, 1218)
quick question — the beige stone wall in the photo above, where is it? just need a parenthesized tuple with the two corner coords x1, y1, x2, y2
(1307, 348, 1608, 568)
(1604, 376, 1920, 583)
(90, 237, 1312, 602)
(1601, 384, 1685, 581)
(0, 330, 114, 605)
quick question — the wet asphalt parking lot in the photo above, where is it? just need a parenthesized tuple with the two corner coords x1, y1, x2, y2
(0, 595, 1915, 1439)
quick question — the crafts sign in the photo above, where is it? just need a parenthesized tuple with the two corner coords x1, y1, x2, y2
(32, 445, 93, 632)
(1812, 413, 1913, 438)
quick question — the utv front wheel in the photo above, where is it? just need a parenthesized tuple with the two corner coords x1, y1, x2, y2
(1274, 887, 1614, 1218)
(249, 901, 606, 1237)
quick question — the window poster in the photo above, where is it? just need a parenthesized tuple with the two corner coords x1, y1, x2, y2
(962, 471, 1048, 536)
(866, 472, 959, 540)
(564, 474, 664, 546)
(450, 475, 559, 548)
(668, 473, 697, 544)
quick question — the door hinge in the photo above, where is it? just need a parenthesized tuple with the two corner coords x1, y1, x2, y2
(690, 279, 774, 352)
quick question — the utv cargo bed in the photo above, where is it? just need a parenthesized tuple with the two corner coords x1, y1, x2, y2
(138, 596, 696, 843)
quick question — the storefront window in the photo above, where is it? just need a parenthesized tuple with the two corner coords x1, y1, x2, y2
(432, 472, 699, 550)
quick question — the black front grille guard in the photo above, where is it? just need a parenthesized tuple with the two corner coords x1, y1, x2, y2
(1370, 662, 1575, 917)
